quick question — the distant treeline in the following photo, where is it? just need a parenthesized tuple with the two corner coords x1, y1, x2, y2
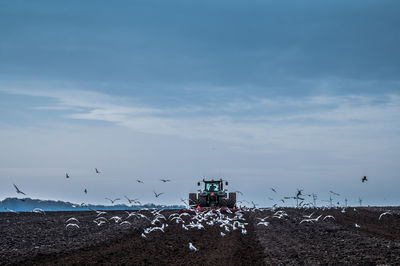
(0, 197, 184, 212)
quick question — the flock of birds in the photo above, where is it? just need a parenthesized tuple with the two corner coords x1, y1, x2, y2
(10, 167, 173, 208)
(5, 172, 397, 253)
(62, 206, 250, 252)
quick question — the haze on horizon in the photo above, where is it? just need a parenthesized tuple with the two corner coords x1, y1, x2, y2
(1, 0, 399, 207)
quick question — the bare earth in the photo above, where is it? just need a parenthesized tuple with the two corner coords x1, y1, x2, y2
(1, 207, 399, 265)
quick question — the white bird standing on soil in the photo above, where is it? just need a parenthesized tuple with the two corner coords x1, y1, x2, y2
(13, 184, 26, 195)
(355, 223, 361, 228)
(189, 242, 198, 252)
(379, 212, 392, 220)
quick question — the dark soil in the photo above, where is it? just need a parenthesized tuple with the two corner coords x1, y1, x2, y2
(1, 207, 400, 265)
(253, 207, 400, 265)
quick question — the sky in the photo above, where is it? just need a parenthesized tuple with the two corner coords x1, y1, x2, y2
(0, 0, 399, 207)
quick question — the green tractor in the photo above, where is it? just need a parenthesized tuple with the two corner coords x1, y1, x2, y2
(189, 179, 236, 208)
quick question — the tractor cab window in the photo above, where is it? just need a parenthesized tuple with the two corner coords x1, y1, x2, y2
(205, 183, 220, 192)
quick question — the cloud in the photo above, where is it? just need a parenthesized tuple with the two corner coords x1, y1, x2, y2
(1, 86, 399, 156)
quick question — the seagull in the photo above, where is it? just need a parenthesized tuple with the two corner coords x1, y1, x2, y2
(257, 221, 269, 227)
(296, 189, 303, 197)
(141, 233, 147, 238)
(84, 188, 87, 194)
(120, 221, 131, 226)
(95, 168, 101, 174)
(4, 207, 18, 213)
(66, 173, 70, 179)
(256, 216, 269, 222)
(110, 216, 122, 223)
(329, 190, 340, 196)
(362, 176, 367, 183)
(302, 212, 315, 219)
(270, 188, 277, 193)
(189, 242, 198, 252)
(13, 184, 26, 195)
(153, 191, 164, 198)
(251, 201, 258, 208)
(66, 223, 80, 229)
(323, 215, 335, 221)
(89, 208, 107, 216)
(300, 215, 322, 224)
(93, 220, 106, 226)
(220, 232, 226, 237)
(66, 217, 79, 223)
(137, 179, 144, 184)
(355, 223, 361, 228)
(379, 211, 392, 220)
(160, 179, 171, 183)
(124, 196, 140, 204)
(105, 198, 121, 204)
(32, 208, 45, 215)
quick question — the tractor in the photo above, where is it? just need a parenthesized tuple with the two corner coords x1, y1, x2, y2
(189, 179, 236, 208)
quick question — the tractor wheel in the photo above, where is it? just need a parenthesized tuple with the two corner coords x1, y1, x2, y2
(198, 196, 207, 207)
(227, 192, 236, 208)
(189, 193, 197, 207)
(219, 197, 228, 207)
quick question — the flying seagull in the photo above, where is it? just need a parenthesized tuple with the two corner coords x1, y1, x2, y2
(329, 190, 340, 196)
(362, 176, 367, 183)
(153, 191, 164, 198)
(379, 211, 392, 220)
(13, 184, 26, 195)
(124, 196, 140, 204)
(84, 188, 87, 194)
(66, 173, 70, 179)
(234, 190, 244, 196)
(137, 179, 144, 184)
(95, 168, 101, 174)
(160, 179, 171, 183)
(270, 188, 277, 193)
(105, 198, 121, 204)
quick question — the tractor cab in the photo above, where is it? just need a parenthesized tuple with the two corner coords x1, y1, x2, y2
(205, 181, 221, 192)
(190, 178, 236, 208)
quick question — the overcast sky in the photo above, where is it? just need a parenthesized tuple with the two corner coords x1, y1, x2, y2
(1, 0, 399, 207)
